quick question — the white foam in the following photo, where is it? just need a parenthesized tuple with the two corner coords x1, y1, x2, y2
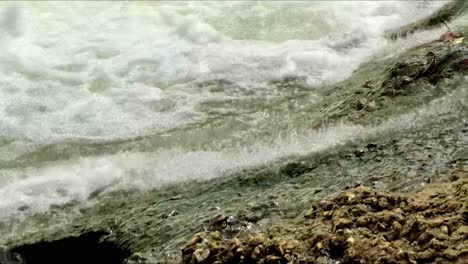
(0, 1, 444, 144)
(0, 79, 468, 219)
(0, 125, 360, 219)
(1, 82, 466, 219)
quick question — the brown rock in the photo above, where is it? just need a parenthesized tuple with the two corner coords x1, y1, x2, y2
(392, 221, 402, 232)
(193, 248, 210, 263)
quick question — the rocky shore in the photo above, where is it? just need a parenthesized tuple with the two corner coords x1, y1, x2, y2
(0, 1, 467, 264)
(182, 166, 467, 264)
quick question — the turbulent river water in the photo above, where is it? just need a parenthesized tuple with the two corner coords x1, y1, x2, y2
(0, 1, 449, 219)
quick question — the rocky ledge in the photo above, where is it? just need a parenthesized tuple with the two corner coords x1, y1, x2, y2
(182, 166, 467, 264)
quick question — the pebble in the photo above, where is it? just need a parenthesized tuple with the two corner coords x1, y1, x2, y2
(392, 221, 402, 232)
(226, 216, 238, 225)
(193, 248, 210, 263)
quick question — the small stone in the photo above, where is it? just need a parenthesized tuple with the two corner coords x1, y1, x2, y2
(266, 255, 282, 261)
(439, 31, 460, 42)
(189, 234, 203, 246)
(335, 218, 352, 229)
(193, 248, 210, 263)
(442, 248, 459, 260)
(441, 225, 449, 235)
(345, 192, 356, 202)
(313, 188, 323, 194)
(402, 76, 413, 84)
(407, 169, 418, 178)
(347, 237, 355, 244)
(231, 238, 242, 248)
(244, 210, 263, 222)
(392, 221, 402, 232)
(280, 239, 299, 253)
(453, 225, 468, 236)
(253, 245, 262, 257)
(169, 195, 182, 200)
(323, 210, 334, 219)
(17, 205, 29, 212)
(368, 100, 377, 109)
(363, 80, 372, 88)
(418, 231, 433, 244)
(462, 165, 468, 172)
(226, 216, 238, 225)
(378, 223, 387, 230)
(168, 210, 178, 217)
(354, 148, 366, 157)
(248, 233, 266, 246)
(257, 218, 271, 227)
(359, 97, 368, 107)
(378, 197, 389, 209)
(357, 216, 367, 226)
(414, 152, 427, 161)
(214, 214, 226, 222)
(212, 215, 227, 227)
(450, 174, 460, 182)
(316, 242, 323, 249)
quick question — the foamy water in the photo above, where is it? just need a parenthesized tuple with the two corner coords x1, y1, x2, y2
(0, 1, 449, 219)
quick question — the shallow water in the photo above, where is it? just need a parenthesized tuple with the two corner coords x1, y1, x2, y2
(0, 1, 448, 219)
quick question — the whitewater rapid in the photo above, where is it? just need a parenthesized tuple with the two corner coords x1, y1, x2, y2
(0, 1, 450, 219)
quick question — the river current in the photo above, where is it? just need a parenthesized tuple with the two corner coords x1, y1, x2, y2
(0, 1, 448, 219)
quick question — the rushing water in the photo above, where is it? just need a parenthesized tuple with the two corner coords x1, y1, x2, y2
(0, 1, 448, 219)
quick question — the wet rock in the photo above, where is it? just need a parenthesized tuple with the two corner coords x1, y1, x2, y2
(182, 170, 467, 264)
(381, 40, 468, 97)
(225, 216, 238, 226)
(388, 0, 467, 39)
(392, 221, 402, 233)
(192, 248, 210, 263)
(168, 210, 178, 217)
(4, 231, 128, 264)
(355, 98, 368, 110)
(241, 210, 263, 223)
(17, 206, 29, 212)
(367, 100, 377, 110)
(169, 195, 182, 201)
(439, 31, 461, 42)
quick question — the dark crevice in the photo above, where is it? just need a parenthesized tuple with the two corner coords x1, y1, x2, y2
(1, 232, 129, 264)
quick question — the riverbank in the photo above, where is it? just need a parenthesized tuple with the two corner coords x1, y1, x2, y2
(182, 166, 467, 264)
